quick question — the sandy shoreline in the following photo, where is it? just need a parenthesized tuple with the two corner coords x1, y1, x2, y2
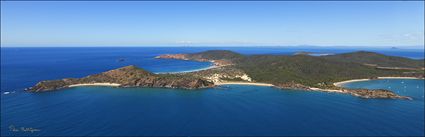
(215, 82, 274, 86)
(159, 65, 219, 74)
(68, 83, 121, 87)
(333, 77, 423, 87)
(377, 77, 420, 79)
(333, 79, 370, 87)
(309, 87, 344, 93)
(155, 61, 220, 74)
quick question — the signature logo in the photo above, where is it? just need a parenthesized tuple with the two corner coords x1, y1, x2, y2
(9, 125, 40, 133)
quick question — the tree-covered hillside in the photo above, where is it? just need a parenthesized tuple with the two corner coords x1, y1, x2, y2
(322, 51, 424, 68)
(186, 50, 244, 60)
(185, 50, 423, 87)
(235, 55, 408, 87)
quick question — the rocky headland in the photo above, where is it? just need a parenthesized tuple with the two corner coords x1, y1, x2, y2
(26, 65, 214, 92)
(28, 50, 424, 100)
(155, 50, 237, 67)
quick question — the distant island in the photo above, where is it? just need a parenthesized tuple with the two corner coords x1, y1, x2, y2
(27, 50, 424, 100)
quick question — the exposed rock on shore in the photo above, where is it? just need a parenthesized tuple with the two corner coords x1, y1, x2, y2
(155, 51, 238, 67)
(27, 65, 214, 92)
(187, 66, 251, 83)
(345, 88, 411, 100)
(28, 50, 423, 100)
(274, 82, 411, 99)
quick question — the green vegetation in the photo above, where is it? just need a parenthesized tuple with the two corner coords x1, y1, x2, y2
(28, 65, 215, 92)
(235, 55, 411, 87)
(29, 50, 424, 93)
(322, 51, 424, 68)
(187, 50, 424, 88)
(186, 50, 244, 60)
(220, 77, 245, 82)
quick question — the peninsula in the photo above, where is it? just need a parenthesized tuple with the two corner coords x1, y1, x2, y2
(27, 50, 424, 100)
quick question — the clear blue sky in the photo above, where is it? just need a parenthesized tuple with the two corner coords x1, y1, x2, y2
(1, 1, 424, 47)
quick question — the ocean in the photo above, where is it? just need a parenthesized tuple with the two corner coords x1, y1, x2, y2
(1, 47, 424, 136)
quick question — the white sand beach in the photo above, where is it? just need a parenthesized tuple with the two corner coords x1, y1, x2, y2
(333, 79, 370, 87)
(154, 60, 234, 74)
(169, 65, 219, 74)
(215, 82, 274, 86)
(309, 87, 344, 93)
(334, 77, 423, 87)
(377, 77, 421, 79)
(155, 64, 220, 74)
(68, 83, 121, 87)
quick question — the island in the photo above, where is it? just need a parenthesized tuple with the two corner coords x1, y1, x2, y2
(27, 50, 424, 100)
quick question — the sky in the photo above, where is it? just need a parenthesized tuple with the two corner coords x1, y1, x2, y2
(1, 1, 424, 47)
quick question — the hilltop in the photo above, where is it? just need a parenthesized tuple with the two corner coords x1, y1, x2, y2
(155, 50, 423, 88)
(27, 65, 214, 92)
(28, 50, 423, 99)
(322, 51, 424, 69)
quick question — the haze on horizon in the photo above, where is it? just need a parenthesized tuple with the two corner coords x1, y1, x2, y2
(1, 1, 424, 48)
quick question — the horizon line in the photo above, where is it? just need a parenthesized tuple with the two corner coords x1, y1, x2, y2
(1, 45, 424, 49)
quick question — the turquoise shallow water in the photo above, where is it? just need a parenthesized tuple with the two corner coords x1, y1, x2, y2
(343, 79, 425, 100)
(1, 47, 424, 136)
(1, 83, 424, 136)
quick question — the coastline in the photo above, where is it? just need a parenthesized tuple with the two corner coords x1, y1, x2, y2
(377, 77, 420, 79)
(215, 82, 274, 87)
(309, 87, 344, 93)
(68, 83, 121, 87)
(333, 77, 423, 87)
(156, 65, 219, 74)
(333, 79, 370, 87)
(155, 61, 218, 74)
(154, 55, 233, 74)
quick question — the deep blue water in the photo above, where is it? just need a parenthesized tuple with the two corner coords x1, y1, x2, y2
(1, 47, 424, 136)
